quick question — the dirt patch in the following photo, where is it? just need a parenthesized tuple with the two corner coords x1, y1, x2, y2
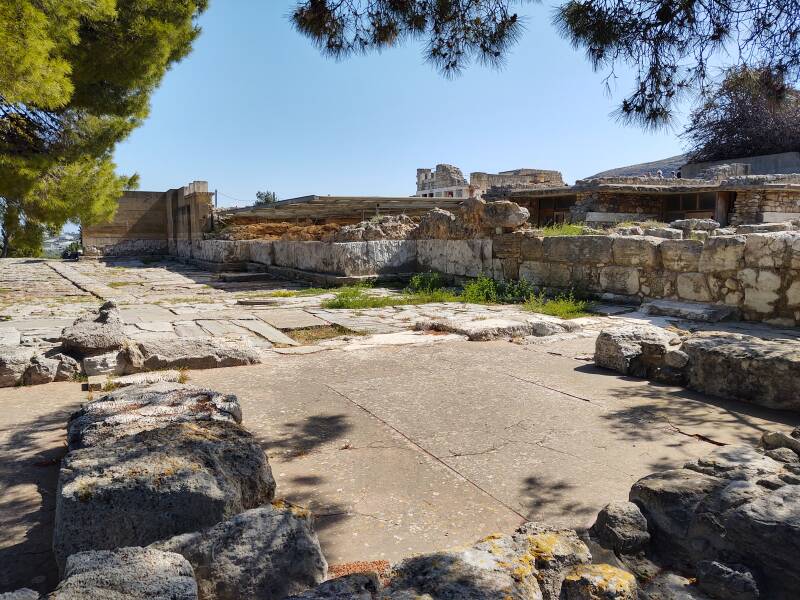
(289, 324, 365, 345)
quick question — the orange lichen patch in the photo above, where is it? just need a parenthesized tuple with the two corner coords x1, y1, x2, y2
(525, 532, 562, 561)
(270, 498, 311, 519)
(328, 560, 391, 584)
(564, 563, 636, 591)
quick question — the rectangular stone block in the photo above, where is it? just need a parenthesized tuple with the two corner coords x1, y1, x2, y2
(368, 240, 417, 274)
(660, 239, 703, 271)
(447, 240, 491, 277)
(543, 235, 613, 264)
(599, 266, 640, 296)
(699, 236, 745, 272)
(416, 239, 448, 273)
(612, 236, 662, 268)
(492, 233, 522, 259)
(676, 272, 712, 302)
(744, 232, 798, 269)
(520, 235, 543, 261)
(249, 241, 274, 265)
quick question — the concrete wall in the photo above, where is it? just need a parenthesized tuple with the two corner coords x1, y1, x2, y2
(682, 152, 800, 178)
(83, 191, 169, 256)
(83, 182, 212, 257)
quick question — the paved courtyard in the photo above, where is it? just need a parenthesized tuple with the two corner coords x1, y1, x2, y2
(1, 258, 798, 593)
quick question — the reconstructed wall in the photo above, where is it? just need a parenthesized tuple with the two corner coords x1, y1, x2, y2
(570, 191, 663, 224)
(83, 191, 169, 256)
(732, 190, 800, 225)
(185, 231, 800, 326)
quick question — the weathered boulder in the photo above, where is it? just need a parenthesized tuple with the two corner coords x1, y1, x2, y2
(383, 545, 543, 600)
(152, 503, 327, 600)
(53, 420, 275, 570)
(21, 355, 58, 385)
(51, 353, 81, 382)
(0, 346, 34, 387)
(483, 200, 530, 230)
(82, 350, 124, 376)
(559, 564, 637, 599)
(681, 332, 800, 411)
(696, 561, 759, 600)
(61, 301, 127, 358)
(594, 325, 680, 378)
(645, 227, 683, 239)
(286, 574, 380, 599)
(639, 572, 712, 599)
(414, 208, 457, 240)
(629, 440, 800, 599)
(590, 501, 650, 555)
(50, 547, 197, 600)
(670, 219, 720, 232)
(66, 382, 243, 450)
(121, 337, 261, 373)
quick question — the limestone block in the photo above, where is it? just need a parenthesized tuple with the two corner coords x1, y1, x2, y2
(367, 240, 416, 274)
(482, 200, 530, 229)
(660, 239, 703, 271)
(683, 332, 800, 411)
(121, 338, 261, 373)
(52, 547, 198, 600)
(744, 232, 799, 269)
(791, 235, 800, 269)
(62, 301, 127, 358)
(445, 240, 489, 277)
(612, 236, 662, 268)
(639, 270, 676, 298)
(520, 235, 543, 261)
(152, 504, 327, 600)
(787, 278, 800, 308)
(22, 355, 59, 386)
(595, 324, 679, 377)
(272, 241, 296, 269)
(699, 236, 746, 272)
(492, 232, 523, 259)
(328, 243, 372, 276)
(645, 227, 683, 239)
(738, 268, 782, 314)
(54, 420, 276, 570)
(292, 242, 327, 272)
(82, 351, 124, 377)
(0, 346, 35, 387)
(676, 273, 712, 302)
(599, 266, 640, 296)
(250, 241, 274, 266)
(67, 382, 243, 451)
(415, 239, 448, 273)
(543, 235, 613, 264)
(571, 264, 601, 293)
(519, 261, 550, 286)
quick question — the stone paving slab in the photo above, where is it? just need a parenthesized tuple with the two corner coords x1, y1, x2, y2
(255, 309, 329, 330)
(233, 319, 298, 346)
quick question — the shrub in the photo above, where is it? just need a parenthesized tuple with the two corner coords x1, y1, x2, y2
(462, 275, 499, 304)
(407, 271, 445, 293)
(524, 291, 589, 319)
(539, 223, 585, 237)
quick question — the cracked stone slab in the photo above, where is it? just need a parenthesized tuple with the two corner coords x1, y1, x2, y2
(415, 316, 570, 341)
(233, 319, 298, 346)
(255, 309, 329, 330)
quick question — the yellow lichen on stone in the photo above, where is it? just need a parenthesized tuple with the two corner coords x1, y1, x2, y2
(525, 532, 562, 561)
(564, 564, 636, 595)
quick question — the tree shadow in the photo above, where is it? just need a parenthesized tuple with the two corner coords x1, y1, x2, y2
(260, 414, 352, 460)
(519, 475, 597, 524)
(0, 402, 80, 594)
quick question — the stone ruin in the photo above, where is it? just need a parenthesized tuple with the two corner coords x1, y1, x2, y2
(5, 374, 799, 599)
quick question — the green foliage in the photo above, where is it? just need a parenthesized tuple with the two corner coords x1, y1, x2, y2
(0, 0, 207, 255)
(461, 275, 499, 304)
(683, 67, 800, 162)
(462, 275, 537, 304)
(407, 271, 445, 293)
(524, 291, 589, 319)
(321, 284, 459, 309)
(255, 190, 278, 205)
(539, 223, 585, 237)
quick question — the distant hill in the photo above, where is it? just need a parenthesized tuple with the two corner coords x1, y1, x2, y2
(585, 154, 688, 179)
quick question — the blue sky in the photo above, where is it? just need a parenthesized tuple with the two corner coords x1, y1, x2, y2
(113, 0, 689, 208)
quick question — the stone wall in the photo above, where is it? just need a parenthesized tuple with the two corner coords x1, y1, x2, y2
(83, 191, 169, 256)
(182, 231, 800, 326)
(732, 190, 800, 225)
(570, 191, 663, 223)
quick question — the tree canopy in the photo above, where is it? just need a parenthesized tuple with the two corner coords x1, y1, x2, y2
(0, 0, 207, 255)
(682, 67, 800, 163)
(292, 0, 800, 128)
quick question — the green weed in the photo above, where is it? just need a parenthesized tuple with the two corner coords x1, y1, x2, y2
(523, 291, 589, 319)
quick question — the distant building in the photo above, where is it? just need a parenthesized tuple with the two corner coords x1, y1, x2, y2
(416, 164, 564, 199)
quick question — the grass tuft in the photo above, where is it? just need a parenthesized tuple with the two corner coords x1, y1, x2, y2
(523, 291, 589, 319)
(538, 223, 585, 237)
